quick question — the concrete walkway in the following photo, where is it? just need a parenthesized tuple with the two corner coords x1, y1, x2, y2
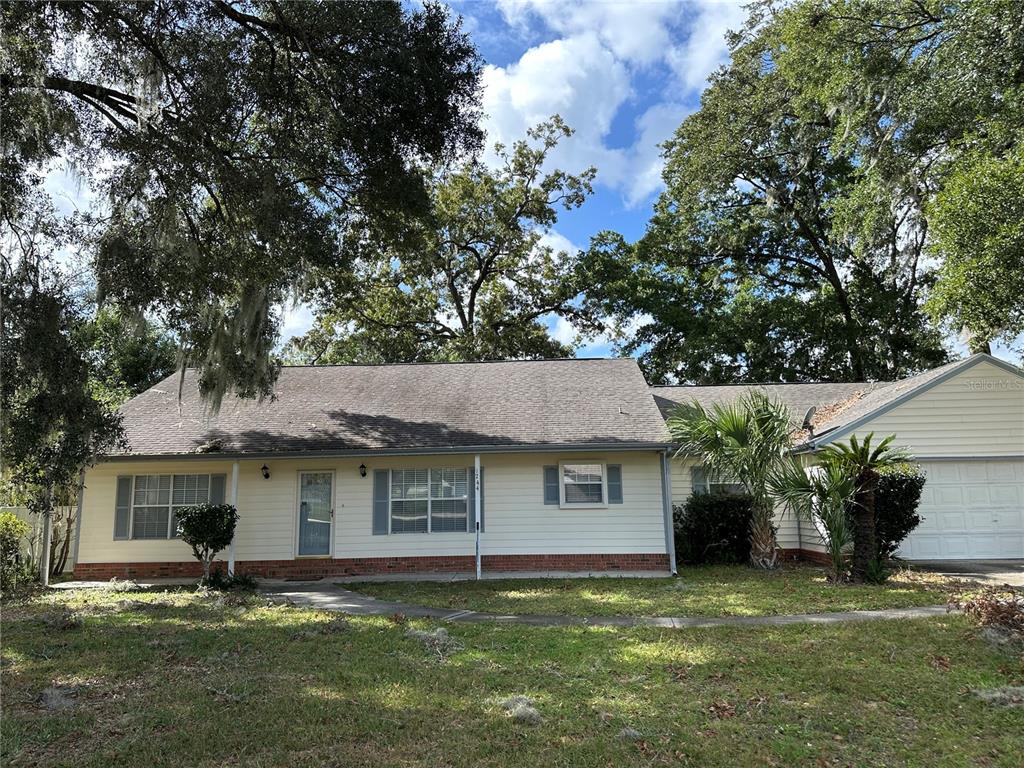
(262, 582, 952, 629)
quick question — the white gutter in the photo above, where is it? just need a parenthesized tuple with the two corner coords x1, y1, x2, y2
(228, 460, 239, 576)
(71, 472, 85, 571)
(660, 451, 677, 575)
(474, 454, 482, 580)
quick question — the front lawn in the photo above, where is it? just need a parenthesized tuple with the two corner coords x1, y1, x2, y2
(346, 564, 964, 617)
(3, 588, 1021, 767)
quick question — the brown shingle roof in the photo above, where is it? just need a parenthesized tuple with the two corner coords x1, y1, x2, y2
(114, 359, 672, 457)
(649, 382, 881, 426)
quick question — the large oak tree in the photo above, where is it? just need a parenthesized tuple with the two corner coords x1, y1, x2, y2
(285, 118, 601, 364)
(2, 0, 482, 404)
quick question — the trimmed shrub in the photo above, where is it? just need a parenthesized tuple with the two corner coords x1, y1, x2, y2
(0, 511, 32, 592)
(674, 493, 754, 565)
(175, 503, 239, 583)
(874, 464, 926, 560)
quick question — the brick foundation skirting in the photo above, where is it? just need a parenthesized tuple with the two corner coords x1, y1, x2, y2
(778, 548, 833, 566)
(74, 553, 671, 580)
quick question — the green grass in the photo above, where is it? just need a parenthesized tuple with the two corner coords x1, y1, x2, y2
(346, 565, 965, 617)
(2, 587, 1021, 767)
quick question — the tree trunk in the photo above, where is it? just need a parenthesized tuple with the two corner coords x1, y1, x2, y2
(749, 499, 778, 569)
(850, 468, 879, 583)
(202, 555, 212, 584)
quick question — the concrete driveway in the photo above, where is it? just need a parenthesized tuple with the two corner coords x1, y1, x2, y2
(912, 559, 1024, 586)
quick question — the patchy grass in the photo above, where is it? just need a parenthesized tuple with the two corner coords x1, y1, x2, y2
(3, 587, 1022, 767)
(346, 565, 966, 617)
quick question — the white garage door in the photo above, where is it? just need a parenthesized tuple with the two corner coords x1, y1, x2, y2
(898, 460, 1024, 560)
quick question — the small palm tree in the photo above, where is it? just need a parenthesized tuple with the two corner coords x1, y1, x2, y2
(819, 433, 911, 582)
(770, 458, 856, 581)
(668, 392, 793, 569)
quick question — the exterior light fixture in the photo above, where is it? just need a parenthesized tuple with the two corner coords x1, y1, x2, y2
(261, 464, 270, 479)
(359, 463, 367, 478)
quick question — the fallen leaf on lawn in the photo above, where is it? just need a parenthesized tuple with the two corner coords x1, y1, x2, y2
(709, 700, 736, 719)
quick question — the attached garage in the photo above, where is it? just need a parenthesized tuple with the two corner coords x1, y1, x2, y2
(658, 353, 1024, 564)
(898, 459, 1024, 560)
(808, 354, 1024, 562)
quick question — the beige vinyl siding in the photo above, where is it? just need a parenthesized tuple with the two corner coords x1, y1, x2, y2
(828, 360, 1024, 457)
(667, 456, 801, 552)
(798, 361, 1024, 553)
(77, 451, 668, 565)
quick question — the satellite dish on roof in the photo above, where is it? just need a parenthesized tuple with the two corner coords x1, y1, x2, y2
(801, 406, 816, 433)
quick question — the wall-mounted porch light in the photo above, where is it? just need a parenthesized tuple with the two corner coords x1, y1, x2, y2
(359, 463, 367, 478)
(261, 464, 271, 479)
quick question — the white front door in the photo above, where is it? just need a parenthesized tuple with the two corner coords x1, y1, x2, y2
(297, 472, 334, 557)
(899, 460, 1024, 560)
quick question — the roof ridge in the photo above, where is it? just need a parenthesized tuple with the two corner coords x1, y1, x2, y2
(276, 357, 630, 369)
(650, 381, 877, 389)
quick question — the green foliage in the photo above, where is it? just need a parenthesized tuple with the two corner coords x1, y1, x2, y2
(673, 494, 754, 565)
(2, 1, 482, 406)
(284, 117, 600, 363)
(1, 263, 125, 516)
(175, 503, 239, 583)
(874, 464, 926, 561)
(669, 392, 793, 568)
(769, 0, 1024, 357)
(818, 434, 912, 582)
(770, 459, 857, 582)
(928, 150, 1024, 351)
(204, 567, 258, 592)
(0, 512, 32, 592)
(80, 305, 177, 404)
(864, 557, 891, 586)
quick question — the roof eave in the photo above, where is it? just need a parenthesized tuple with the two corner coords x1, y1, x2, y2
(98, 440, 674, 463)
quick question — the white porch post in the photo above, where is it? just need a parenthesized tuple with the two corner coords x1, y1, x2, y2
(474, 454, 481, 580)
(39, 509, 52, 587)
(228, 461, 240, 576)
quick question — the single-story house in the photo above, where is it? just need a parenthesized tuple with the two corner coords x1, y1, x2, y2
(72, 353, 1023, 579)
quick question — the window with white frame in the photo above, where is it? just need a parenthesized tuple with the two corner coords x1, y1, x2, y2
(691, 466, 745, 496)
(561, 463, 604, 505)
(130, 474, 214, 539)
(389, 468, 468, 533)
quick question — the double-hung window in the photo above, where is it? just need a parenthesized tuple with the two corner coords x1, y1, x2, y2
(389, 468, 468, 533)
(560, 462, 605, 506)
(120, 474, 222, 539)
(691, 466, 745, 496)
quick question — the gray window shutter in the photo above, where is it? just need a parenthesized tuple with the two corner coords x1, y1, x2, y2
(468, 466, 484, 533)
(607, 464, 623, 504)
(691, 466, 708, 495)
(114, 476, 132, 539)
(210, 474, 227, 504)
(372, 469, 389, 534)
(543, 465, 559, 505)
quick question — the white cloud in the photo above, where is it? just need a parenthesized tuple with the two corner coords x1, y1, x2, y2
(481, 32, 631, 175)
(479, 1, 744, 207)
(666, 1, 748, 92)
(495, 0, 680, 65)
(536, 229, 580, 256)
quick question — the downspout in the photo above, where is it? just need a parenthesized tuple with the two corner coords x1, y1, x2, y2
(228, 461, 239, 576)
(71, 472, 85, 572)
(660, 451, 678, 575)
(474, 454, 482, 580)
